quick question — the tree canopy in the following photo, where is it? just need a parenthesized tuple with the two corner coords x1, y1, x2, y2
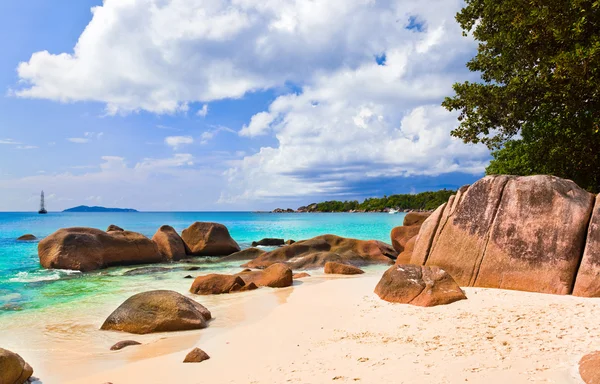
(304, 189, 455, 212)
(443, 0, 600, 192)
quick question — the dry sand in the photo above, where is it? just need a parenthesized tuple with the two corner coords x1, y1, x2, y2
(46, 274, 600, 384)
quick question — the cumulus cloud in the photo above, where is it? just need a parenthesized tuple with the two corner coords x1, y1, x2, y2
(197, 104, 209, 117)
(67, 138, 90, 144)
(13, 0, 488, 204)
(164, 135, 194, 149)
(67, 132, 103, 144)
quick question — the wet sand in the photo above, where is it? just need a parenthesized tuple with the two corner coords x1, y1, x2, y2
(6, 271, 599, 383)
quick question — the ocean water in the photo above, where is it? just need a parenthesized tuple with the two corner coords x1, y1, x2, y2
(0, 212, 405, 315)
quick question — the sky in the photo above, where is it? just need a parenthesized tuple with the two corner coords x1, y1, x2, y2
(0, 0, 490, 212)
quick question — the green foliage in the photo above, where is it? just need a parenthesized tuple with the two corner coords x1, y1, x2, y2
(443, 0, 600, 191)
(309, 189, 455, 212)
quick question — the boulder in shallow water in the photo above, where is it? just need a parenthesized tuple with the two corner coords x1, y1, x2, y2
(242, 234, 396, 269)
(190, 274, 247, 295)
(374, 264, 466, 307)
(38, 227, 161, 272)
(152, 225, 186, 261)
(181, 222, 240, 256)
(235, 263, 293, 288)
(101, 290, 211, 334)
(183, 347, 210, 363)
(324, 262, 364, 275)
(252, 238, 285, 247)
(579, 351, 600, 384)
(218, 247, 266, 262)
(106, 224, 124, 232)
(16, 234, 37, 241)
(0, 348, 34, 384)
(390, 225, 420, 254)
(110, 340, 141, 351)
(123, 267, 171, 276)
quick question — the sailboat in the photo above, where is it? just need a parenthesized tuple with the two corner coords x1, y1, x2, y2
(388, 208, 399, 214)
(38, 191, 48, 214)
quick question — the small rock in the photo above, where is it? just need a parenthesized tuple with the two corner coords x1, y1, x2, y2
(251, 238, 285, 247)
(186, 266, 200, 271)
(184, 275, 193, 279)
(285, 239, 296, 245)
(17, 234, 37, 241)
(110, 340, 141, 351)
(293, 272, 311, 279)
(183, 347, 210, 363)
(106, 224, 124, 232)
(324, 262, 364, 275)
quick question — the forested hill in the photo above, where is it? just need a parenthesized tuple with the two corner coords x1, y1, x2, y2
(295, 189, 455, 213)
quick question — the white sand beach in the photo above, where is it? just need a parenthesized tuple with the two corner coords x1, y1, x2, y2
(5, 271, 599, 384)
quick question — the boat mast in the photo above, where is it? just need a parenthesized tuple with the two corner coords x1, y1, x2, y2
(40, 190, 45, 212)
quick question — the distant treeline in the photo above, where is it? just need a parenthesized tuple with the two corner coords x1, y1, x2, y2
(300, 189, 455, 212)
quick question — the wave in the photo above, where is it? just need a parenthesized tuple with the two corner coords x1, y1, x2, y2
(8, 269, 81, 283)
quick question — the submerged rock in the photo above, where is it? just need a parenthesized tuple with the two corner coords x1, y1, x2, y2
(0, 348, 34, 384)
(183, 347, 210, 363)
(324, 262, 364, 275)
(110, 340, 141, 351)
(101, 290, 211, 334)
(190, 274, 247, 295)
(375, 264, 466, 307)
(242, 235, 396, 270)
(152, 225, 186, 261)
(218, 247, 266, 262)
(123, 267, 171, 276)
(181, 222, 240, 256)
(38, 227, 161, 272)
(16, 234, 37, 241)
(235, 263, 293, 288)
(252, 238, 285, 247)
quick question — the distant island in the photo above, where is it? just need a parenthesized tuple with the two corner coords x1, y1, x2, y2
(272, 189, 455, 213)
(63, 206, 138, 213)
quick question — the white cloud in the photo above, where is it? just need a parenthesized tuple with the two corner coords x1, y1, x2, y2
(16, 145, 38, 150)
(164, 135, 194, 149)
(67, 138, 90, 144)
(197, 104, 209, 117)
(200, 126, 236, 144)
(67, 132, 103, 144)
(0, 139, 21, 145)
(13, 0, 469, 115)
(11, 0, 489, 205)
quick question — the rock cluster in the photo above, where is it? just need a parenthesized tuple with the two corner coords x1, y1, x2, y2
(190, 264, 292, 295)
(407, 175, 600, 296)
(38, 222, 241, 272)
(242, 234, 396, 269)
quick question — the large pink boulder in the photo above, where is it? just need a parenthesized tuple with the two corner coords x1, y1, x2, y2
(573, 194, 600, 297)
(411, 175, 595, 295)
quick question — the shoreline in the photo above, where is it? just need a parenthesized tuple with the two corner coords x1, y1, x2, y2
(4, 271, 599, 383)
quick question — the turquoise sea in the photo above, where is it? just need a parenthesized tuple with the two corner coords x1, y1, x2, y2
(0, 212, 405, 315)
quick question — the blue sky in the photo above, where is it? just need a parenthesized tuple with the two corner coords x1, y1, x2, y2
(0, 0, 489, 211)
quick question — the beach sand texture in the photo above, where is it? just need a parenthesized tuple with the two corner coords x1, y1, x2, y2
(4, 272, 598, 384)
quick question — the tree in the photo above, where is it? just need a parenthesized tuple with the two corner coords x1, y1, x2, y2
(442, 0, 600, 192)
